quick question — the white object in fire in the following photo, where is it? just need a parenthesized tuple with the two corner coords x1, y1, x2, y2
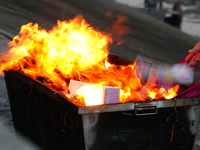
(103, 86, 120, 104)
(170, 63, 194, 84)
(69, 80, 120, 105)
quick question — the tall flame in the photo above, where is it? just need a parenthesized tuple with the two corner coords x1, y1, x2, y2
(0, 15, 179, 106)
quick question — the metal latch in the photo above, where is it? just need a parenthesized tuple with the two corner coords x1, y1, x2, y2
(135, 102, 157, 116)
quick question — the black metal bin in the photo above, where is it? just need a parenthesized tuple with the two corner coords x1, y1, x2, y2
(4, 70, 200, 150)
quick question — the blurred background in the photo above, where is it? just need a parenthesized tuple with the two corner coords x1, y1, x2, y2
(0, 0, 200, 149)
(116, 0, 200, 38)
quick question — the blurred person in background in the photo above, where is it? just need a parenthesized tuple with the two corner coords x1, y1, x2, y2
(164, 2, 182, 29)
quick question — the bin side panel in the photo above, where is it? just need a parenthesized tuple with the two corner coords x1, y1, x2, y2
(82, 107, 200, 150)
(4, 71, 85, 150)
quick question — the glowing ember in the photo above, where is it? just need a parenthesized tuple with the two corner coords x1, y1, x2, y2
(0, 15, 179, 106)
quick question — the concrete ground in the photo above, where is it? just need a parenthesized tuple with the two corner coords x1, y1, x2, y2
(0, 0, 200, 149)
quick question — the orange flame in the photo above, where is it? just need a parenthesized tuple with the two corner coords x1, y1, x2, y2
(0, 15, 179, 106)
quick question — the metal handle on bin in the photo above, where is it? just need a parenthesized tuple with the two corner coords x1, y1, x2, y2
(135, 102, 157, 116)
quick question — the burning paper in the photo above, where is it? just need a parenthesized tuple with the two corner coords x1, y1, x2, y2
(69, 80, 104, 106)
(69, 80, 119, 106)
(136, 55, 194, 88)
(103, 86, 120, 104)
